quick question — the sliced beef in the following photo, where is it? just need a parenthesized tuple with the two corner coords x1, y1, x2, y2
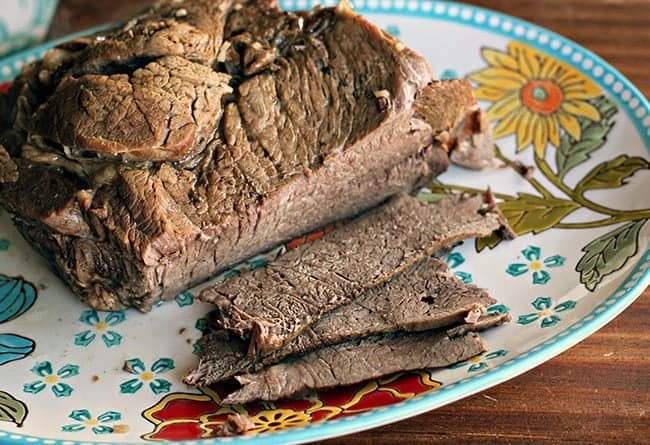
(0, 0, 494, 311)
(223, 328, 489, 405)
(201, 193, 512, 356)
(446, 312, 511, 337)
(186, 256, 496, 386)
(222, 313, 508, 404)
(415, 80, 498, 170)
(32, 56, 233, 162)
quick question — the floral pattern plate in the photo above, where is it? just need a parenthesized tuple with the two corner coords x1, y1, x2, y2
(0, 1, 649, 444)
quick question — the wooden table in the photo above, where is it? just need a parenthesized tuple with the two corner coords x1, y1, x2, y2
(51, 1, 650, 443)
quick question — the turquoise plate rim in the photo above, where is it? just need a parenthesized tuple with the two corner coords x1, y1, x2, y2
(0, 1, 648, 444)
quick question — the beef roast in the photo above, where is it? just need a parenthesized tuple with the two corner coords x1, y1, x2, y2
(0, 0, 494, 311)
(201, 192, 511, 356)
(186, 256, 495, 385)
(221, 313, 509, 404)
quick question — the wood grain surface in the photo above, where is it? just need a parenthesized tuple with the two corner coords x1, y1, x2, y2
(50, 1, 650, 443)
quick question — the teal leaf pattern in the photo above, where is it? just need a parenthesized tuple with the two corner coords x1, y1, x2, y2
(0, 274, 37, 323)
(119, 379, 143, 394)
(487, 303, 510, 315)
(517, 313, 540, 325)
(73, 330, 95, 347)
(30, 361, 52, 377)
(385, 24, 400, 37)
(195, 317, 209, 333)
(79, 310, 99, 326)
(576, 219, 646, 291)
(175, 291, 194, 307)
(92, 425, 114, 434)
(440, 68, 458, 79)
(506, 246, 566, 285)
(248, 258, 268, 270)
(540, 315, 562, 328)
(522, 246, 541, 261)
(222, 269, 240, 280)
(57, 364, 80, 378)
(468, 362, 487, 372)
(23, 381, 46, 394)
(75, 310, 125, 348)
(151, 358, 175, 374)
(150, 379, 172, 395)
(532, 270, 551, 285)
(101, 331, 122, 347)
(120, 358, 174, 394)
(51, 383, 73, 398)
(555, 301, 577, 312)
(531, 297, 552, 311)
(485, 349, 508, 360)
(23, 361, 79, 398)
(0, 333, 35, 365)
(97, 411, 121, 422)
(69, 409, 91, 422)
(62, 409, 122, 435)
(445, 252, 473, 283)
(61, 424, 85, 433)
(123, 358, 146, 374)
(449, 349, 508, 373)
(518, 298, 577, 328)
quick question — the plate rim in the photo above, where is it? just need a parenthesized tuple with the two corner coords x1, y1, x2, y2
(0, 1, 648, 444)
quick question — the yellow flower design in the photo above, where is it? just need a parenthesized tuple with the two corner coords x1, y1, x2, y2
(469, 42, 602, 157)
(249, 409, 310, 434)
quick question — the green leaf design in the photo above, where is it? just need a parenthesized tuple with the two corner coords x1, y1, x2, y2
(576, 219, 646, 291)
(476, 193, 579, 251)
(575, 155, 649, 194)
(476, 231, 502, 252)
(0, 390, 28, 426)
(555, 96, 618, 180)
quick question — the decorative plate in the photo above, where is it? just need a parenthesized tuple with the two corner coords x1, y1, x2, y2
(0, 0, 58, 57)
(0, 1, 648, 444)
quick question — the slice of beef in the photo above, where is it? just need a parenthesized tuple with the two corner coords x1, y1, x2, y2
(415, 80, 498, 170)
(201, 193, 512, 356)
(446, 312, 511, 337)
(0, 0, 494, 311)
(221, 314, 508, 404)
(186, 256, 495, 386)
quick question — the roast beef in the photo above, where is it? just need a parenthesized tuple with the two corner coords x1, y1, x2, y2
(0, 0, 493, 311)
(221, 313, 509, 404)
(201, 193, 511, 356)
(186, 256, 495, 385)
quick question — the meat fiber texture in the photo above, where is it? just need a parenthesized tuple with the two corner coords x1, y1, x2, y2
(222, 313, 509, 404)
(186, 256, 496, 386)
(200, 193, 512, 357)
(0, 0, 493, 311)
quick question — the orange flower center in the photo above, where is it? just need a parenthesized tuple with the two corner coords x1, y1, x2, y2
(520, 79, 564, 115)
(43, 375, 58, 384)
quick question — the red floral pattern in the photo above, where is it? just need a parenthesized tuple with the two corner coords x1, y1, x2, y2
(141, 372, 441, 440)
